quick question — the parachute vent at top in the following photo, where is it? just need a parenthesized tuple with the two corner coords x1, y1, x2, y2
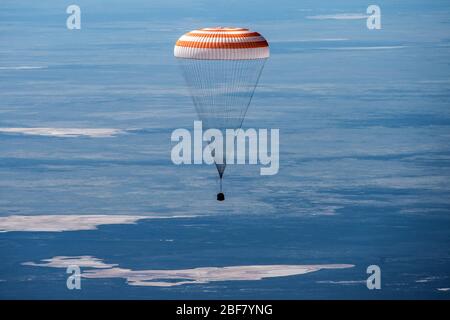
(174, 27, 270, 60)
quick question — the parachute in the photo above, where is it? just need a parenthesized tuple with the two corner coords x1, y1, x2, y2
(174, 27, 269, 201)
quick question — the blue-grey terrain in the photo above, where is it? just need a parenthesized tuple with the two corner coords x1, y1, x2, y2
(0, 0, 449, 299)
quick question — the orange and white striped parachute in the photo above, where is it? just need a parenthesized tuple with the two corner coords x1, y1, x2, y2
(174, 27, 269, 199)
(174, 27, 270, 60)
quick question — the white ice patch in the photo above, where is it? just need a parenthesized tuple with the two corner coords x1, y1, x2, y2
(317, 280, 366, 285)
(307, 13, 368, 20)
(0, 128, 125, 138)
(324, 46, 407, 51)
(0, 215, 196, 232)
(415, 276, 441, 283)
(23, 256, 355, 287)
(0, 66, 47, 70)
(23, 256, 117, 269)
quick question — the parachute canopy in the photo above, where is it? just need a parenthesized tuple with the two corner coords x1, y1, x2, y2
(174, 27, 269, 60)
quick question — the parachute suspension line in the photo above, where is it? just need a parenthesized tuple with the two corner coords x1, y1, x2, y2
(180, 59, 266, 131)
(217, 175, 224, 201)
(238, 59, 266, 129)
(178, 58, 267, 184)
